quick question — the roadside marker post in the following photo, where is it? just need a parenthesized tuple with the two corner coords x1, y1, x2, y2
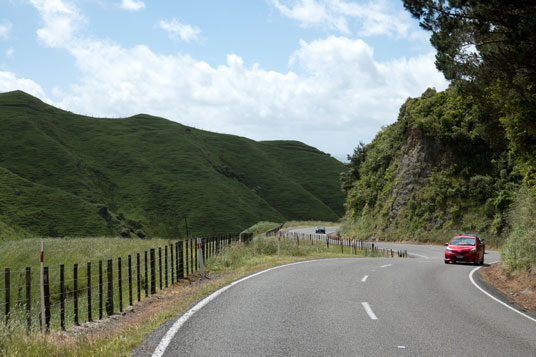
(278, 236, 280, 257)
(197, 238, 205, 279)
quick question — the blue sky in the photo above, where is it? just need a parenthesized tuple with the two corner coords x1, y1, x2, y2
(0, 0, 448, 160)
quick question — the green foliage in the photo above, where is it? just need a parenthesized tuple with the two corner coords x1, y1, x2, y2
(403, 0, 536, 190)
(241, 221, 281, 235)
(501, 187, 536, 274)
(0, 91, 345, 240)
(342, 86, 519, 243)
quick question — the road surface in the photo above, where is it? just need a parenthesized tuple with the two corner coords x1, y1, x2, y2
(136, 231, 536, 356)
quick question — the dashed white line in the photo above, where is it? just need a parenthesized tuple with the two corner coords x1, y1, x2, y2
(380, 264, 392, 268)
(361, 275, 368, 282)
(362, 302, 378, 320)
(409, 253, 430, 259)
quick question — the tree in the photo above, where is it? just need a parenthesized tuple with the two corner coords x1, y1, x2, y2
(403, 0, 536, 188)
(340, 141, 367, 193)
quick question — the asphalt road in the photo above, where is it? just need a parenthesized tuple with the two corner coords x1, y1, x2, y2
(136, 233, 536, 356)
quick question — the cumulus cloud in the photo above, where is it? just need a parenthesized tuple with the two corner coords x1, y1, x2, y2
(120, 0, 145, 11)
(29, 0, 86, 47)
(273, 0, 350, 33)
(158, 19, 201, 42)
(0, 21, 12, 40)
(0, 71, 49, 99)
(23, 0, 447, 157)
(272, 0, 425, 40)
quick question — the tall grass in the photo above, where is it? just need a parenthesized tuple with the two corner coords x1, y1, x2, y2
(207, 234, 377, 272)
(501, 186, 536, 274)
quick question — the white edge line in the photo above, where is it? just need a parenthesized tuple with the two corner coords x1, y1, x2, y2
(361, 275, 368, 282)
(361, 302, 378, 320)
(380, 264, 392, 268)
(469, 263, 536, 323)
(152, 260, 313, 357)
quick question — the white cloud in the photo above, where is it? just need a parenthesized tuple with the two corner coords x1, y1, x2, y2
(120, 0, 145, 11)
(158, 19, 201, 42)
(6, 48, 14, 57)
(273, 0, 349, 33)
(0, 21, 12, 40)
(25, 0, 447, 157)
(29, 0, 86, 47)
(272, 0, 425, 40)
(0, 71, 49, 99)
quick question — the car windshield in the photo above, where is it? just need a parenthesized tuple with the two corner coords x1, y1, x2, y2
(450, 237, 475, 246)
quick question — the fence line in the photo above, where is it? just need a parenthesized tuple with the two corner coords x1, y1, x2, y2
(278, 230, 408, 258)
(1, 233, 248, 333)
(1, 230, 406, 333)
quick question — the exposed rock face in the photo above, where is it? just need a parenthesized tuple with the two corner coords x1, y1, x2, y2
(388, 129, 442, 223)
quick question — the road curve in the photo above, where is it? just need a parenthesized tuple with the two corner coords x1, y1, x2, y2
(135, 242, 536, 356)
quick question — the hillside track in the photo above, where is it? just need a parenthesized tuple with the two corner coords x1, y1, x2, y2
(136, 242, 536, 356)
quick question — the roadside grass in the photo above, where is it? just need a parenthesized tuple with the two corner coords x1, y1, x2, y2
(0, 237, 179, 332)
(0, 233, 380, 356)
(283, 220, 340, 229)
(241, 221, 281, 235)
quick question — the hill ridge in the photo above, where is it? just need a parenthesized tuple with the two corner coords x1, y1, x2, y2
(0, 90, 345, 241)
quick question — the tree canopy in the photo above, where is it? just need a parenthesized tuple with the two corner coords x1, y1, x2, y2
(403, 0, 536, 188)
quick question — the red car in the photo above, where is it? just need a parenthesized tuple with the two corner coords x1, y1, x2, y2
(444, 235, 484, 265)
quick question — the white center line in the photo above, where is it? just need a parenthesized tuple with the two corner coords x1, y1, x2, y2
(380, 264, 392, 268)
(361, 275, 368, 282)
(362, 302, 378, 320)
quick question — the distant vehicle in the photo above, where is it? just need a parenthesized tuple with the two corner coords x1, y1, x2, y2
(315, 226, 326, 234)
(462, 233, 485, 254)
(444, 235, 484, 265)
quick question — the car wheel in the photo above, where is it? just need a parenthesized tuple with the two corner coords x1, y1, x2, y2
(444, 260, 449, 264)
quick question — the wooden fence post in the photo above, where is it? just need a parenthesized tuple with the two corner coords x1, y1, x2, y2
(43, 267, 50, 332)
(158, 247, 162, 290)
(178, 241, 184, 280)
(99, 261, 103, 319)
(136, 253, 141, 302)
(4, 268, 9, 325)
(185, 240, 189, 276)
(175, 242, 179, 283)
(144, 251, 148, 297)
(150, 249, 156, 295)
(170, 244, 174, 283)
(26, 267, 31, 332)
(165, 246, 168, 288)
(118, 258, 123, 313)
(106, 260, 113, 316)
(59, 264, 65, 330)
(128, 255, 133, 306)
(191, 239, 195, 273)
(74, 264, 79, 326)
(87, 262, 92, 322)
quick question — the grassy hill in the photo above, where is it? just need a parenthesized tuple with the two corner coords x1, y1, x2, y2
(341, 85, 520, 246)
(0, 90, 345, 241)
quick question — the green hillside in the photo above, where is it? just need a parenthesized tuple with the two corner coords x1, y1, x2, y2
(0, 90, 345, 241)
(341, 85, 520, 245)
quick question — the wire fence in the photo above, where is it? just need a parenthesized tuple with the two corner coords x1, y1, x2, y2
(278, 230, 409, 258)
(0, 233, 249, 333)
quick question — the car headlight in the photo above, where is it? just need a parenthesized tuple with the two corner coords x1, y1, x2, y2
(470, 248, 477, 253)
(446, 247, 453, 252)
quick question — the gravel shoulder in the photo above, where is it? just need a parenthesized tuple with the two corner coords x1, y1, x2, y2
(479, 263, 536, 313)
